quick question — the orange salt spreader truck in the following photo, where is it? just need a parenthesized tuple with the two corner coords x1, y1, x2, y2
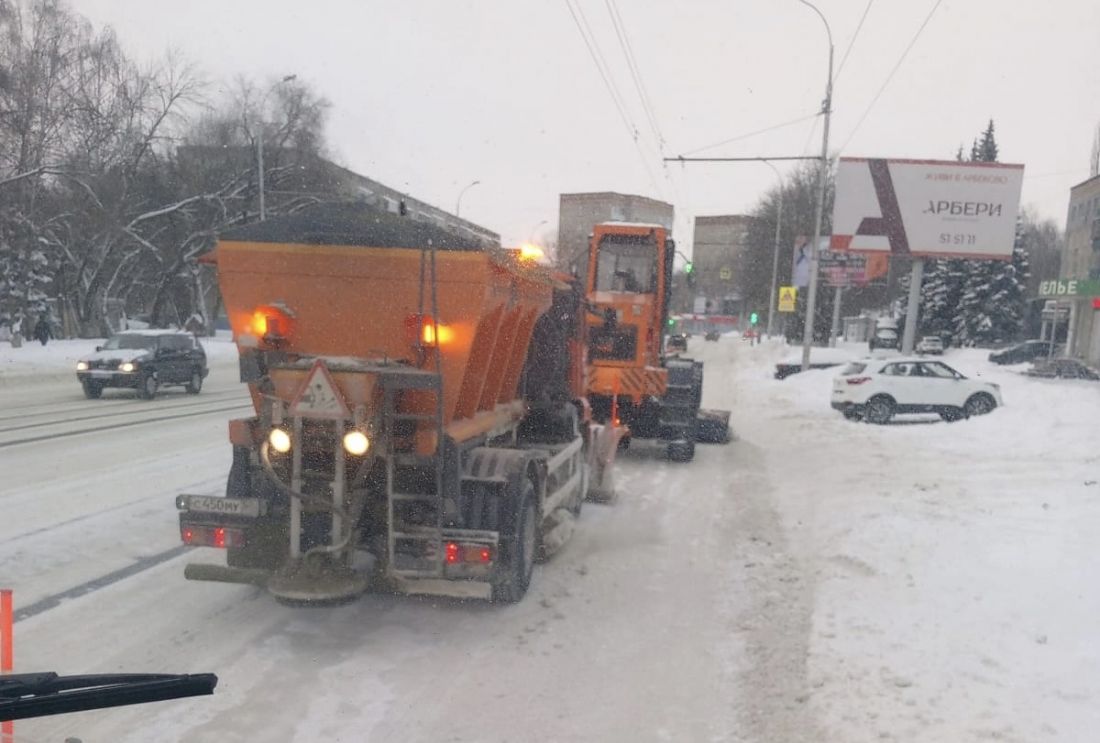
(584, 222, 731, 462)
(176, 204, 621, 603)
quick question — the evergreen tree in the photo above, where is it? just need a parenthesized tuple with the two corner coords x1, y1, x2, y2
(955, 218, 1030, 344)
(0, 209, 54, 332)
(977, 120, 999, 163)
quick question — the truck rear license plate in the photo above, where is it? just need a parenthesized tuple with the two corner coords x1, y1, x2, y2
(181, 495, 261, 518)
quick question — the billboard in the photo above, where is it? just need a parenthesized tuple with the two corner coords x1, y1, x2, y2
(830, 158, 1024, 260)
(818, 248, 889, 287)
(791, 236, 812, 288)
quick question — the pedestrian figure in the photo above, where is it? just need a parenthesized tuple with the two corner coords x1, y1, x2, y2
(33, 316, 51, 346)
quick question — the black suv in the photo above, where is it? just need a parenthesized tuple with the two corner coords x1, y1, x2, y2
(76, 330, 208, 399)
(989, 339, 1060, 365)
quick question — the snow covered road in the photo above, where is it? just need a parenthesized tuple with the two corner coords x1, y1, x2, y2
(3, 337, 1098, 742)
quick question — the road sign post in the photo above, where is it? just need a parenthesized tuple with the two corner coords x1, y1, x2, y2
(778, 286, 797, 313)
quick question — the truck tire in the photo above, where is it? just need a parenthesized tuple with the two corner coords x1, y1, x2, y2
(667, 439, 695, 462)
(492, 477, 537, 603)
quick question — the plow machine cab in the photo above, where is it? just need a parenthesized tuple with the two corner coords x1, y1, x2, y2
(583, 223, 725, 461)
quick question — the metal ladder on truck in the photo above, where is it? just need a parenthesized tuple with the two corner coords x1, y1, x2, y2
(384, 242, 448, 578)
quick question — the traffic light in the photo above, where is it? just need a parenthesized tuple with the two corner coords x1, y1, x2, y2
(667, 317, 675, 327)
(750, 312, 759, 326)
(684, 261, 694, 274)
(684, 261, 696, 288)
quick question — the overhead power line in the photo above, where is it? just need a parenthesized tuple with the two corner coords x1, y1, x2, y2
(605, 0, 664, 150)
(681, 112, 820, 157)
(835, 0, 876, 81)
(563, 0, 637, 141)
(839, 0, 944, 153)
(562, 0, 664, 196)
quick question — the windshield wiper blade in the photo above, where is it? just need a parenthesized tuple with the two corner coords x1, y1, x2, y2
(0, 672, 217, 721)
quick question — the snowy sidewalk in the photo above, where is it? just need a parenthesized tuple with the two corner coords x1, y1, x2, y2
(723, 339, 1100, 742)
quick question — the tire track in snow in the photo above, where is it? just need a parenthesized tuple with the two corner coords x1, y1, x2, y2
(0, 474, 227, 548)
(0, 391, 244, 433)
(12, 545, 191, 623)
(0, 402, 252, 448)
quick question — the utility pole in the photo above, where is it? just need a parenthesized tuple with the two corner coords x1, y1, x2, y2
(257, 128, 265, 221)
(901, 259, 923, 353)
(761, 161, 784, 339)
(256, 74, 297, 223)
(798, 0, 834, 371)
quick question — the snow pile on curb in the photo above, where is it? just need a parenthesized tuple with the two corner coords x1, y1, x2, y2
(0, 334, 239, 384)
(729, 341, 1100, 741)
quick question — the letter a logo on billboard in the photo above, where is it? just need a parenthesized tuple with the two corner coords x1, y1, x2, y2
(290, 360, 350, 419)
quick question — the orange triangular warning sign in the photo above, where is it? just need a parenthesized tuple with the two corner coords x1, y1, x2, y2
(289, 360, 351, 419)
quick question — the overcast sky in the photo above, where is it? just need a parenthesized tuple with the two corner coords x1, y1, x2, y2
(73, 0, 1100, 251)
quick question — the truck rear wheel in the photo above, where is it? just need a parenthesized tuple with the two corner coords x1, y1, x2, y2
(492, 478, 537, 603)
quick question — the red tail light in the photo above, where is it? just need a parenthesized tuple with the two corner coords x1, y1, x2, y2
(846, 376, 872, 385)
(181, 525, 246, 549)
(444, 542, 493, 565)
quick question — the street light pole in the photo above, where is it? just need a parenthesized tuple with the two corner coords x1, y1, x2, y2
(797, 0, 834, 371)
(761, 160, 785, 339)
(256, 74, 297, 222)
(529, 219, 548, 242)
(455, 180, 481, 218)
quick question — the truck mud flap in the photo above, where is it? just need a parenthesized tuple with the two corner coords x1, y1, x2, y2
(586, 422, 625, 503)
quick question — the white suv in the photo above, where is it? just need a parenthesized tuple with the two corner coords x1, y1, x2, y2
(831, 358, 1003, 424)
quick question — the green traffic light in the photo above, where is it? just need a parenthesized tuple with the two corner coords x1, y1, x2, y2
(667, 318, 675, 327)
(684, 262, 694, 274)
(750, 312, 759, 325)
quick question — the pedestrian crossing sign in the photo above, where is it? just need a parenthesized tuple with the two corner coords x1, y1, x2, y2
(778, 286, 797, 313)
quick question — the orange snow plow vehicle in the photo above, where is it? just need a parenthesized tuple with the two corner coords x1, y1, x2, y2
(584, 222, 731, 462)
(177, 203, 620, 603)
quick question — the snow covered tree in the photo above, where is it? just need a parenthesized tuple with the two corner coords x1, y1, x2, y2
(976, 120, 999, 163)
(0, 209, 53, 330)
(955, 218, 1030, 344)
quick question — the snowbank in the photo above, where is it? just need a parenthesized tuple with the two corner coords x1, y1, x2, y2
(0, 333, 239, 384)
(729, 341, 1100, 741)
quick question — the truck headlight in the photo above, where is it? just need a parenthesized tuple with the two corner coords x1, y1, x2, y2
(120, 362, 135, 372)
(76, 361, 89, 371)
(342, 430, 370, 456)
(269, 427, 292, 454)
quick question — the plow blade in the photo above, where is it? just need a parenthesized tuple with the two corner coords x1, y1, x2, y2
(586, 422, 626, 502)
(694, 408, 732, 444)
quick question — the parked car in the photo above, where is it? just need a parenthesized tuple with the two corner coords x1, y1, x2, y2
(915, 335, 945, 355)
(1025, 358, 1100, 380)
(665, 333, 688, 354)
(989, 339, 1059, 365)
(704, 330, 721, 341)
(868, 327, 900, 351)
(831, 357, 1003, 424)
(76, 330, 208, 400)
